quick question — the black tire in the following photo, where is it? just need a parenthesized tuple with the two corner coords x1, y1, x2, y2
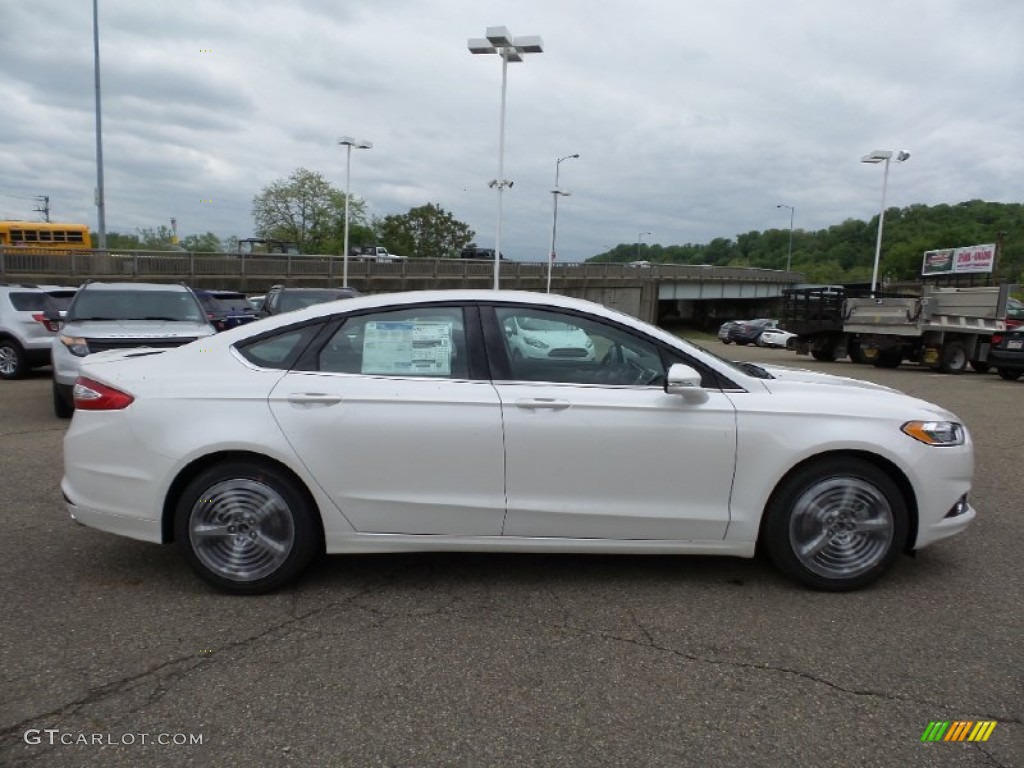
(785, 337, 796, 350)
(968, 360, 990, 374)
(0, 337, 28, 380)
(873, 349, 903, 368)
(939, 340, 968, 374)
(735, 340, 749, 346)
(762, 457, 908, 591)
(811, 348, 836, 362)
(721, 339, 732, 345)
(53, 382, 74, 419)
(174, 461, 321, 594)
(997, 368, 1022, 381)
(847, 339, 868, 365)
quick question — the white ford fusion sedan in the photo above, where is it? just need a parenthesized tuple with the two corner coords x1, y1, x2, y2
(62, 290, 976, 594)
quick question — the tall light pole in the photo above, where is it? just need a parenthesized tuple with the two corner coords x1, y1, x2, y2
(338, 136, 372, 288)
(861, 149, 910, 296)
(637, 231, 651, 261)
(548, 153, 578, 293)
(92, 0, 107, 249)
(776, 204, 795, 272)
(468, 26, 544, 290)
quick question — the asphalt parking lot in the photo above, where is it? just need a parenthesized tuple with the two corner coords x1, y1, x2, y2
(1, 346, 1021, 768)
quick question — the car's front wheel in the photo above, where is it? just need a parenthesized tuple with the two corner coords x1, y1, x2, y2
(174, 461, 321, 594)
(762, 457, 908, 591)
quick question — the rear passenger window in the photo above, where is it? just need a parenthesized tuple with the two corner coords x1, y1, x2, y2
(319, 307, 467, 378)
(236, 324, 322, 369)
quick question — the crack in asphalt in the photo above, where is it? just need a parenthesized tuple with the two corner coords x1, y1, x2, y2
(0, 579, 394, 752)
(549, 620, 1024, 727)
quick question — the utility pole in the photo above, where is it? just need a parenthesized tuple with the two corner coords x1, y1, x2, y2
(34, 196, 51, 222)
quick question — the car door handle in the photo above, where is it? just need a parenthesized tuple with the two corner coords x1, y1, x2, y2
(286, 393, 343, 406)
(514, 398, 571, 411)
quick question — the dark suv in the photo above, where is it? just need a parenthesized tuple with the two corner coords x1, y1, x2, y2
(195, 290, 260, 331)
(459, 246, 507, 260)
(258, 285, 361, 317)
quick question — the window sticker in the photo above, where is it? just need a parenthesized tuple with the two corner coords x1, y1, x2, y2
(361, 320, 453, 375)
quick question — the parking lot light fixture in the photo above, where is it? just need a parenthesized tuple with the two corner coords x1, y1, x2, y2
(548, 153, 579, 293)
(468, 26, 544, 289)
(861, 149, 910, 296)
(637, 231, 651, 261)
(338, 136, 372, 288)
(776, 204, 795, 272)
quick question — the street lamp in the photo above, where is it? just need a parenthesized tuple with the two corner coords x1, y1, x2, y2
(548, 153, 579, 293)
(861, 149, 910, 296)
(468, 26, 544, 290)
(338, 135, 373, 288)
(776, 204, 795, 272)
(637, 231, 651, 261)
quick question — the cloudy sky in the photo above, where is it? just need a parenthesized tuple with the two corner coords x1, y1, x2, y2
(2, 0, 1021, 261)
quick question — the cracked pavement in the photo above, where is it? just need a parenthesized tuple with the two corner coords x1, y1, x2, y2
(1, 350, 1021, 767)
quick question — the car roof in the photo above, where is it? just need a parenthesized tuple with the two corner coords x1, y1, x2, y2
(80, 282, 191, 292)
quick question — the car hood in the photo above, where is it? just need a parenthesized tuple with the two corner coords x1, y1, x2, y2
(63, 320, 215, 338)
(755, 363, 897, 392)
(750, 363, 958, 420)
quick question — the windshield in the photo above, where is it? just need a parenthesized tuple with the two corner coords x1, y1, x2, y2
(204, 294, 253, 312)
(517, 317, 579, 332)
(68, 290, 205, 322)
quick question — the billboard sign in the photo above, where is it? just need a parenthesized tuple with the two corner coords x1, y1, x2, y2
(921, 243, 995, 276)
(921, 248, 955, 276)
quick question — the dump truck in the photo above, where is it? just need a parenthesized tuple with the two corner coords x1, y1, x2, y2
(782, 283, 1014, 373)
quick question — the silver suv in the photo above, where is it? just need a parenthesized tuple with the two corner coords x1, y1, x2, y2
(52, 282, 215, 417)
(0, 283, 79, 379)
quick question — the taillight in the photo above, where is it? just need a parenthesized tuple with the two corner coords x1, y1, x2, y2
(991, 334, 1003, 345)
(32, 313, 61, 332)
(73, 377, 135, 411)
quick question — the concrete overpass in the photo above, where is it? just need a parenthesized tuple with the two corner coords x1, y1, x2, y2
(0, 250, 798, 326)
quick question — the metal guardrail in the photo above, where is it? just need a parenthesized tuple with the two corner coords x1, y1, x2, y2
(0, 249, 799, 284)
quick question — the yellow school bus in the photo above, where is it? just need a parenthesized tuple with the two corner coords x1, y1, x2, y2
(0, 221, 92, 253)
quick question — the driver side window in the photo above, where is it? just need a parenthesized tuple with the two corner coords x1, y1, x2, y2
(495, 307, 665, 386)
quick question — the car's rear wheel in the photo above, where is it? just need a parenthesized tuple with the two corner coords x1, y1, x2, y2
(762, 457, 908, 591)
(175, 461, 321, 594)
(0, 338, 27, 380)
(53, 382, 74, 419)
(997, 368, 1022, 381)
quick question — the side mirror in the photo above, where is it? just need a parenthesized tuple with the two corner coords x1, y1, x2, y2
(664, 363, 708, 403)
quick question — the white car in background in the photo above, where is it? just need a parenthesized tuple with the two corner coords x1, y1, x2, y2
(60, 290, 975, 595)
(758, 328, 798, 349)
(502, 314, 595, 361)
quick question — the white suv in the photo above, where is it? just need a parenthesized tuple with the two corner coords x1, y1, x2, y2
(0, 284, 78, 379)
(51, 282, 215, 417)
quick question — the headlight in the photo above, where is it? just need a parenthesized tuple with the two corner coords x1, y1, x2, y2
(59, 334, 90, 357)
(523, 336, 548, 349)
(901, 421, 965, 446)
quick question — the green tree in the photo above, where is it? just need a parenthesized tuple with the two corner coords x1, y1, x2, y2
(251, 168, 366, 254)
(373, 203, 474, 259)
(180, 232, 222, 252)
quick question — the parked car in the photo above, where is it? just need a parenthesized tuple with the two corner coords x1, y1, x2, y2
(50, 282, 215, 417)
(728, 318, 779, 346)
(502, 314, 595, 361)
(259, 285, 360, 317)
(757, 328, 797, 349)
(717, 320, 740, 344)
(62, 289, 975, 595)
(0, 283, 78, 379)
(1006, 297, 1023, 330)
(195, 290, 260, 332)
(988, 326, 1024, 380)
